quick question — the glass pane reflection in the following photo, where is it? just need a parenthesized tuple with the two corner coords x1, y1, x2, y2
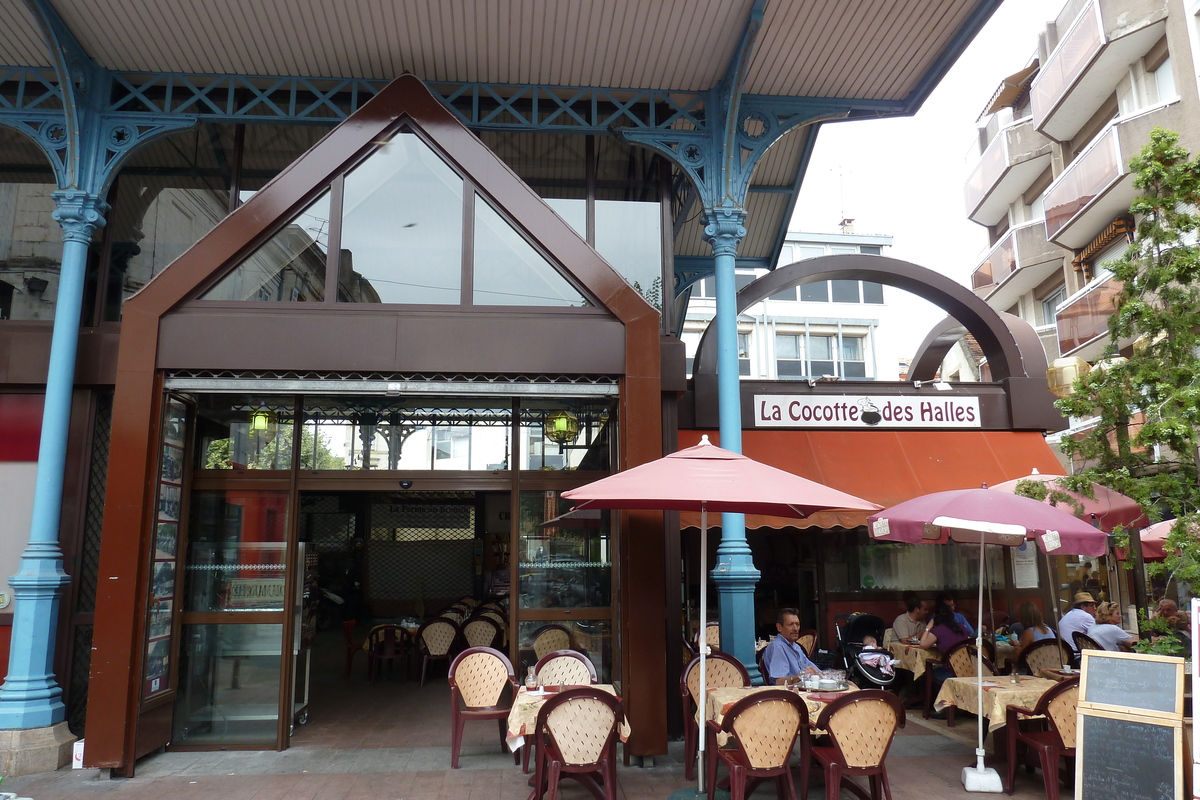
(473, 199, 585, 307)
(340, 132, 463, 304)
(194, 396, 297, 470)
(183, 490, 289, 613)
(174, 623, 282, 745)
(518, 490, 611, 611)
(518, 619, 613, 684)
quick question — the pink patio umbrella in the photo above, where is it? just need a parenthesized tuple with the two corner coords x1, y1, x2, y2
(562, 434, 881, 794)
(989, 468, 1147, 533)
(1122, 519, 1199, 560)
(867, 488, 1107, 792)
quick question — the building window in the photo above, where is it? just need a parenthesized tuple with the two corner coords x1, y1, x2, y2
(1040, 287, 1066, 326)
(808, 335, 835, 377)
(737, 332, 752, 376)
(776, 334, 803, 377)
(841, 336, 866, 378)
(831, 280, 859, 303)
(862, 282, 884, 304)
(800, 282, 829, 302)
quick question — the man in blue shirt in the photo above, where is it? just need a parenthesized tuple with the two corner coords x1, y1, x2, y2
(761, 608, 820, 685)
(937, 593, 975, 637)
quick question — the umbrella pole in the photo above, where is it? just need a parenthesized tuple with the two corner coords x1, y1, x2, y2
(1043, 549, 1068, 669)
(963, 537, 1002, 793)
(696, 503, 707, 793)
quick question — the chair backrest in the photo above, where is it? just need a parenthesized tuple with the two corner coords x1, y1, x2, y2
(1073, 631, 1104, 653)
(463, 617, 501, 648)
(695, 622, 720, 650)
(448, 646, 515, 709)
(419, 618, 459, 656)
(536, 687, 622, 767)
(796, 630, 818, 657)
(946, 642, 994, 678)
(480, 610, 506, 627)
(721, 689, 807, 770)
(367, 624, 405, 656)
(681, 651, 751, 706)
(1037, 677, 1080, 750)
(532, 624, 574, 659)
(1017, 637, 1067, 675)
(816, 689, 905, 769)
(535, 649, 598, 685)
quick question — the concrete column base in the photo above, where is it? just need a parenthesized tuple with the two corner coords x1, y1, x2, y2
(0, 722, 75, 776)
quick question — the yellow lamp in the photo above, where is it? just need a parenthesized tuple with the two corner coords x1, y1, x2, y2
(543, 410, 580, 445)
(250, 402, 274, 431)
(1045, 356, 1091, 398)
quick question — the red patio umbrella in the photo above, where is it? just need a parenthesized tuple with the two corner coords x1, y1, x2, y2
(989, 468, 1146, 533)
(562, 435, 881, 794)
(866, 488, 1107, 792)
(1123, 519, 1199, 560)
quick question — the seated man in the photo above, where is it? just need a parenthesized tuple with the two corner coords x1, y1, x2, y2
(1059, 591, 1098, 654)
(761, 607, 820, 686)
(892, 595, 928, 643)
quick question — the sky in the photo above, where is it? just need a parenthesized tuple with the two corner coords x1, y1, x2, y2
(790, 0, 1052, 358)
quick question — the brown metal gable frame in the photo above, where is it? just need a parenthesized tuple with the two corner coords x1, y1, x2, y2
(85, 74, 665, 772)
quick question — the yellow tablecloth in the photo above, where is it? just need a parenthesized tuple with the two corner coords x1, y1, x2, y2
(994, 642, 1016, 670)
(887, 642, 937, 679)
(505, 684, 629, 751)
(704, 685, 855, 743)
(934, 676, 1056, 732)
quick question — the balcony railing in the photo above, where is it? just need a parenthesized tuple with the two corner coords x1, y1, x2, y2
(971, 230, 1017, 291)
(1031, 0, 1102, 125)
(964, 119, 1052, 226)
(1056, 273, 1122, 354)
(964, 130, 1010, 216)
(1044, 127, 1120, 242)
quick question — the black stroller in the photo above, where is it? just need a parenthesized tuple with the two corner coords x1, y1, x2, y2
(835, 613, 897, 689)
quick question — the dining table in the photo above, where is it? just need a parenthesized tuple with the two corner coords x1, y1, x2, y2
(704, 684, 857, 742)
(505, 684, 629, 753)
(887, 641, 937, 679)
(933, 675, 1057, 733)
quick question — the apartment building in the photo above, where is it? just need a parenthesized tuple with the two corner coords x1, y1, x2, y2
(680, 230, 899, 382)
(965, 0, 1200, 389)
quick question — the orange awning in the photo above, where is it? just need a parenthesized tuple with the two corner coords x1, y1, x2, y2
(677, 429, 1063, 530)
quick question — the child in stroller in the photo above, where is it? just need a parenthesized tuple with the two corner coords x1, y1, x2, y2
(836, 613, 899, 689)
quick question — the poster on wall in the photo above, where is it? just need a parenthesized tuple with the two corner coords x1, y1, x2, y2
(143, 397, 187, 701)
(1010, 541, 1039, 589)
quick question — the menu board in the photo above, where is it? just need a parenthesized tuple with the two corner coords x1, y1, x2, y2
(1078, 714, 1179, 800)
(1080, 650, 1183, 719)
(143, 397, 187, 700)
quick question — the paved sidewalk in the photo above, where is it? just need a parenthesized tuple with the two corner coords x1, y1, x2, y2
(0, 712, 1056, 800)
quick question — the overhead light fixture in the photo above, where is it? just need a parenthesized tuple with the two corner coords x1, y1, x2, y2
(250, 401, 275, 431)
(1045, 356, 1091, 399)
(543, 410, 580, 445)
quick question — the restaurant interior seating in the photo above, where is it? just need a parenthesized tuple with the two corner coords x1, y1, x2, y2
(462, 616, 503, 649)
(417, 617, 460, 686)
(535, 649, 598, 686)
(812, 689, 905, 800)
(532, 687, 623, 800)
(365, 623, 410, 682)
(1003, 676, 1080, 800)
(1015, 638, 1068, 676)
(447, 646, 518, 769)
(680, 651, 751, 781)
(705, 688, 808, 800)
(532, 624, 574, 659)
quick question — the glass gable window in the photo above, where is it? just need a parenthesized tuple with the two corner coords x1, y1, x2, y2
(340, 132, 464, 304)
(473, 199, 585, 306)
(202, 192, 330, 302)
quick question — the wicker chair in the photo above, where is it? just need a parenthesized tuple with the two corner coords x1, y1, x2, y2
(1072, 631, 1104, 653)
(532, 687, 623, 800)
(796, 630, 818, 657)
(417, 618, 460, 686)
(462, 617, 502, 649)
(694, 621, 721, 651)
(923, 641, 996, 723)
(366, 624, 410, 682)
(812, 689, 905, 800)
(1015, 638, 1069, 676)
(705, 688, 808, 800)
(1004, 676, 1080, 800)
(447, 646, 518, 769)
(532, 624, 574, 659)
(680, 651, 752, 781)
(535, 649, 598, 686)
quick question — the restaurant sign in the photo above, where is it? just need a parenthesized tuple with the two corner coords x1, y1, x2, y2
(753, 394, 981, 429)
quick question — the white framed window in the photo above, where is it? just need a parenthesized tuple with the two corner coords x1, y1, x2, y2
(737, 332, 752, 376)
(1041, 286, 1066, 326)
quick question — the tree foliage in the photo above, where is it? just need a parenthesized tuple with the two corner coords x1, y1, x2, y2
(1055, 127, 1200, 589)
(204, 426, 345, 470)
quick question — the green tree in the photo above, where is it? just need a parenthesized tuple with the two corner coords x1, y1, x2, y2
(1055, 128, 1200, 610)
(204, 426, 345, 470)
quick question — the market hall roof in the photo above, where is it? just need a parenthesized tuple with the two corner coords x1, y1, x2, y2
(0, 0, 1002, 270)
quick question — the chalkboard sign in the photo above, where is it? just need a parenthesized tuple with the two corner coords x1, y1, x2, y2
(1078, 714, 1180, 800)
(1080, 651, 1183, 718)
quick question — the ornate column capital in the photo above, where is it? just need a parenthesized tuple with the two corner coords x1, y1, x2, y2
(51, 189, 108, 244)
(701, 206, 747, 258)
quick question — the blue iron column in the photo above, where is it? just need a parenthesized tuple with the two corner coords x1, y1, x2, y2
(701, 205, 762, 680)
(0, 190, 106, 728)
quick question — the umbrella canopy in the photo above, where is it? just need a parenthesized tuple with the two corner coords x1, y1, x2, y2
(562, 436, 883, 518)
(867, 488, 1109, 556)
(989, 469, 1146, 534)
(1122, 519, 1199, 560)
